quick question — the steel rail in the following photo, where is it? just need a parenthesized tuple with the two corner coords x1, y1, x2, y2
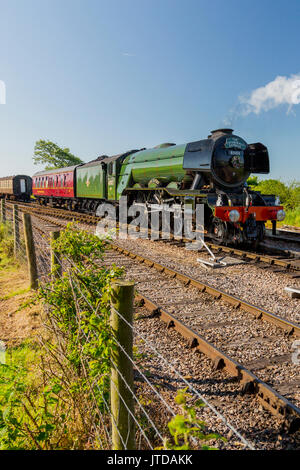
(135, 292, 300, 432)
(111, 244, 300, 338)
(8, 204, 300, 336)
(6, 202, 300, 271)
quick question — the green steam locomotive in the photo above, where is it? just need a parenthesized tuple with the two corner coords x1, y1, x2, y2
(33, 129, 285, 244)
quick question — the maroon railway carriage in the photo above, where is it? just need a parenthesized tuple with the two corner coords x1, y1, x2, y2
(32, 166, 77, 208)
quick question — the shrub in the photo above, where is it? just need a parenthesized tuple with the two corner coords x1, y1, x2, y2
(0, 224, 123, 449)
(159, 389, 225, 450)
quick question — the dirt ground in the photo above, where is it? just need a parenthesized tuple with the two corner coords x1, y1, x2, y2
(0, 264, 41, 347)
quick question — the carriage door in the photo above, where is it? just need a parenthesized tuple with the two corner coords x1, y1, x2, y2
(20, 178, 26, 193)
(107, 161, 116, 200)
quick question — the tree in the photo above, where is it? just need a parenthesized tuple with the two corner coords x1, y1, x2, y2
(33, 140, 83, 169)
(254, 179, 291, 207)
(288, 181, 300, 210)
(248, 178, 300, 211)
(247, 176, 259, 187)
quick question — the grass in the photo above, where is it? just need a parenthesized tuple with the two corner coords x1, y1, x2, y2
(0, 251, 43, 450)
(0, 222, 15, 267)
(284, 208, 300, 228)
(0, 340, 38, 371)
(0, 287, 30, 301)
(0, 222, 26, 271)
(0, 341, 41, 448)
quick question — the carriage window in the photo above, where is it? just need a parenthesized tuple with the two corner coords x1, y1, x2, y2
(20, 179, 26, 193)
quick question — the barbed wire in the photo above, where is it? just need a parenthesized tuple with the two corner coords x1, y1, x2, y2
(65, 254, 254, 450)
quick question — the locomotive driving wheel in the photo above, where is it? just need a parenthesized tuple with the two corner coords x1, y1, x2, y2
(211, 218, 228, 245)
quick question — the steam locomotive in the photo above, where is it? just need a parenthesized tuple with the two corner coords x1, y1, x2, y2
(31, 128, 285, 245)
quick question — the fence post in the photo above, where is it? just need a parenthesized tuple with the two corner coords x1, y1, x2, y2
(0, 199, 6, 224)
(50, 230, 61, 278)
(110, 280, 135, 450)
(23, 213, 38, 290)
(13, 205, 19, 258)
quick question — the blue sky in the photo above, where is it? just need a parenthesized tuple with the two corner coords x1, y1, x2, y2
(0, 0, 299, 182)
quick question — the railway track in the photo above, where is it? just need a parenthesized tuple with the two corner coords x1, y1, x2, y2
(102, 246, 300, 433)
(9, 205, 300, 435)
(266, 228, 300, 246)
(6, 201, 300, 273)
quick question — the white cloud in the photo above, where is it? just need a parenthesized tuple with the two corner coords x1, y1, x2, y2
(122, 52, 136, 57)
(239, 73, 300, 115)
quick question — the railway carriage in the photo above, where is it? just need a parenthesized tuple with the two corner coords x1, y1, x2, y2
(0, 175, 32, 201)
(32, 166, 77, 209)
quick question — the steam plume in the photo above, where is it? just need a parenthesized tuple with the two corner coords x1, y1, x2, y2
(239, 73, 300, 115)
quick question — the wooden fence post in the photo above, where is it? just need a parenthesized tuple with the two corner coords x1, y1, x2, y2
(0, 199, 6, 224)
(23, 213, 38, 290)
(13, 205, 19, 258)
(50, 230, 61, 277)
(110, 280, 135, 450)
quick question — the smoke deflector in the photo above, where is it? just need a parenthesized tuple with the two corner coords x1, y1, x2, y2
(244, 143, 270, 174)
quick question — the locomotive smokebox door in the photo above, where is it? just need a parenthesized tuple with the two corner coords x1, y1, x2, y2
(244, 143, 270, 174)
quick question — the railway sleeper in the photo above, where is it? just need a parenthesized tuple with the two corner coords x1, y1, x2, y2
(134, 291, 300, 432)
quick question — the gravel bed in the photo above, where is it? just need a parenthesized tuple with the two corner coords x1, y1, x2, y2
(27, 212, 300, 408)
(109, 236, 300, 325)
(263, 239, 300, 255)
(134, 306, 300, 450)
(103, 250, 300, 408)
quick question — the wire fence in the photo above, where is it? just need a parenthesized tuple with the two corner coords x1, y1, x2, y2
(1, 201, 255, 451)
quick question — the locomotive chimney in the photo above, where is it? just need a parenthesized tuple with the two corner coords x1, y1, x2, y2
(209, 128, 233, 139)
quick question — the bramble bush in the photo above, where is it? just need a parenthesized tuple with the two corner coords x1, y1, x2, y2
(158, 389, 225, 450)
